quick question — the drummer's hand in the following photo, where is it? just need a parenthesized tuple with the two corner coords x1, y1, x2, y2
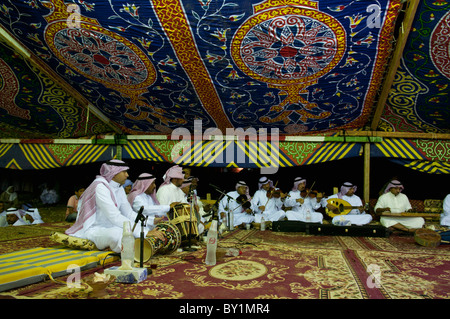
(147, 229, 165, 241)
(154, 217, 165, 224)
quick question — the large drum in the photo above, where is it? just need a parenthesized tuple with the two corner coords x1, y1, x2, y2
(134, 222, 182, 263)
(168, 203, 199, 240)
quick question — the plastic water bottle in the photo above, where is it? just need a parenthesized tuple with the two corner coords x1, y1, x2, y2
(260, 216, 266, 231)
(121, 221, 135, 269)
(306, 209, 311, 222)
(205, 220, 218, 266)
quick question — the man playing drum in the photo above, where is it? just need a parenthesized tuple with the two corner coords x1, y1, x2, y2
(128, 173, 180, 231)
(156, 165, 187, 206)
(65, 160, 164, 253)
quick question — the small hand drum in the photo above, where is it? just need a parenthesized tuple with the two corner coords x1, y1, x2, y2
(414, 228, 441, 248)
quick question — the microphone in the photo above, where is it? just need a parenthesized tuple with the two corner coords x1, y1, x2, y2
(132, 206, 145, 232)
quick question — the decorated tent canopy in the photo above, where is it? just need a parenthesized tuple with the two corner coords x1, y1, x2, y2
(0, 0, 448, 183)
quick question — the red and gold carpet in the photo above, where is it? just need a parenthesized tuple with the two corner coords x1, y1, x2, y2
(1, 226, 450, 300)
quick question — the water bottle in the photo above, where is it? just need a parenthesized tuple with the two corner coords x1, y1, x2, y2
(260, 216, 266, 231)
(306, 209, 311, 222)
(205, 220, 218, 266)
(121, 221, 135, 269)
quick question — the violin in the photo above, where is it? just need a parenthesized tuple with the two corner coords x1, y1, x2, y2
(236, 194, 252, 210)
(266, 187, 287, 199)
(301, 188, 324, 199)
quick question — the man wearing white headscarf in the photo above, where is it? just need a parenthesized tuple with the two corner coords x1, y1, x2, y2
(156, 165, 187, 206)
(218, 181, 255, 228)
(374, 180, 424, 232)
(180, 176, 207, 234)
(0, 208, 27, 226)
(285, 177, 324, 223)
(65, 160, 164, 253)
(23, 208, 44, 224)
(0, 186, 19, 210)
(326, 182, 371, 226)
(128, 173, 176, 231)
(250, 177, 286, 223)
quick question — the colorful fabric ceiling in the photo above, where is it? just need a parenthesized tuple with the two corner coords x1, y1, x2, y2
(0, 0, 403, 137)
(0, 37, 110, 139)
(0, 142, 114, 169)
(380, 0, 450, 133)
(371, 137, 450, 174)
(0, 0, 448, 171)
(123, 138, 362, 169)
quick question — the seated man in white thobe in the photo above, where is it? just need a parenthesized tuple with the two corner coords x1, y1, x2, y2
(65, 160, 164, 253)
(285, 177, 323, 223)
(23, 208, 44, 224)
(250, 177, 286, 223)
(1, 208, 28, 226)
(218, 181, 255, 228)
(180, 177, 207, 234)
(374, 180, 424, 233)
(441, 194, 450, 227)
(327, 182, 372, 226)
(156, 165, 187, 206)
(128, 173, 177, 231)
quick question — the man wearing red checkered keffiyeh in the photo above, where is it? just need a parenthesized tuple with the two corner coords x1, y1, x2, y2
(66, 160, 163, 252)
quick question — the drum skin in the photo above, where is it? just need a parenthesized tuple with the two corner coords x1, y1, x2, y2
(414, 228, 441, 248)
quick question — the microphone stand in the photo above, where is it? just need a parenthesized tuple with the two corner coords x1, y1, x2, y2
(210, 184, 237, 233)
(183, 185, 197, 252)
(132, 206, 149, 271)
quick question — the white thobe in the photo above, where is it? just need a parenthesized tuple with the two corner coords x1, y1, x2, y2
(131, 193, 170, 230)
(156, 183, 187, 206)
(375, 192, 424, 229)
(284, 190, 323, 223)
(327, 194, 372, 226)
(184, 194, 208, 234)
(251, 189, 286, 222)
(218, 191, 255, 227)
(441, 194, 450, 226)
(24, 208, 44, 224)
(72, 180, 149, 253)
(0, 210, 28, 226)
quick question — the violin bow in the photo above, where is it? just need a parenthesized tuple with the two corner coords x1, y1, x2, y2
(263, 180, 279, 207)
(304, 181, 316, 198)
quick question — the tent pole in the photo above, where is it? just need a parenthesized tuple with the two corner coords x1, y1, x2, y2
(370, 0, 420, 130)
(363, 143, 371, 205)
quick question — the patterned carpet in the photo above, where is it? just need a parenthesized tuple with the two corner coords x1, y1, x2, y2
(1, 225, 450, 300)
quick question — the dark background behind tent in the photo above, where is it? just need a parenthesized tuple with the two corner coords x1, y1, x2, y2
(1, 158, 448, 208)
